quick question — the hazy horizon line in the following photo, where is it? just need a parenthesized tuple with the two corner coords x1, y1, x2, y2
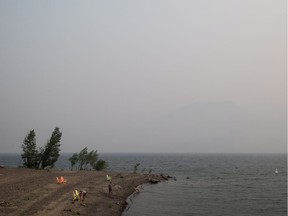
(0, 152, 286, 155)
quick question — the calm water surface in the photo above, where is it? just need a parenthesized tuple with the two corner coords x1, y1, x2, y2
(121, 154, 287, 216)
(0, 153, 286, 216)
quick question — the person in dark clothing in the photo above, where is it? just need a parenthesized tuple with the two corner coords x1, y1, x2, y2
(79, 190, 87, 201)
(108, 181, 112, 197)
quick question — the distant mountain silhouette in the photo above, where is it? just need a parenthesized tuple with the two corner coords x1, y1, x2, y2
(119, 101, 284, 153)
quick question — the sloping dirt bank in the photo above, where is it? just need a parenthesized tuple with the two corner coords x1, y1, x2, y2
(0, 168, 163, 216)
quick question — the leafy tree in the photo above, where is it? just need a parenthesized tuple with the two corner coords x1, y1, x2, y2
(94, 159, 108, 171)
(78, 147, 88, 170)
(40, 127, 62, 169)
(69, 153, 79, 170)
(21, 130, 39, 168)
(70, 148, 108, 171)
(86, 150, 98, 169)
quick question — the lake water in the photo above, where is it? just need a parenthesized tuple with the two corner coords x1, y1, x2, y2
(0, 153, 286, 216)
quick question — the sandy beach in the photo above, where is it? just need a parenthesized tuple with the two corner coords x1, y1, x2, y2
(0, 167, 158, 216)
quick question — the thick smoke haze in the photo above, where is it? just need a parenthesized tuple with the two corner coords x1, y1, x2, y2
(0, 0, 286, 153)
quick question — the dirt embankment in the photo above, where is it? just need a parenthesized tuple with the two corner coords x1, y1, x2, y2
(0, 168, 158, 216)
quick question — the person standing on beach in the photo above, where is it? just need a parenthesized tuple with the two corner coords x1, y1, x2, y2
(108, 181, 112, 197)
(79, 190, 87, 201)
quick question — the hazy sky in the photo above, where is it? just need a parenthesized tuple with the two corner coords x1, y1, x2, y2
(0, 0, 286, 154)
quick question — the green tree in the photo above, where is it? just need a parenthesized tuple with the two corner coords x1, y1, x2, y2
(94, 159, 108, 171)
(78, 147, 88, 170)
(86, 150, 98, 169)
(21, 129, 39, 168)
(40, 127, 62, 169)
(70, 148, 108, 171)
(88, 150, 98, 168)
(69, 153, 79, 170)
